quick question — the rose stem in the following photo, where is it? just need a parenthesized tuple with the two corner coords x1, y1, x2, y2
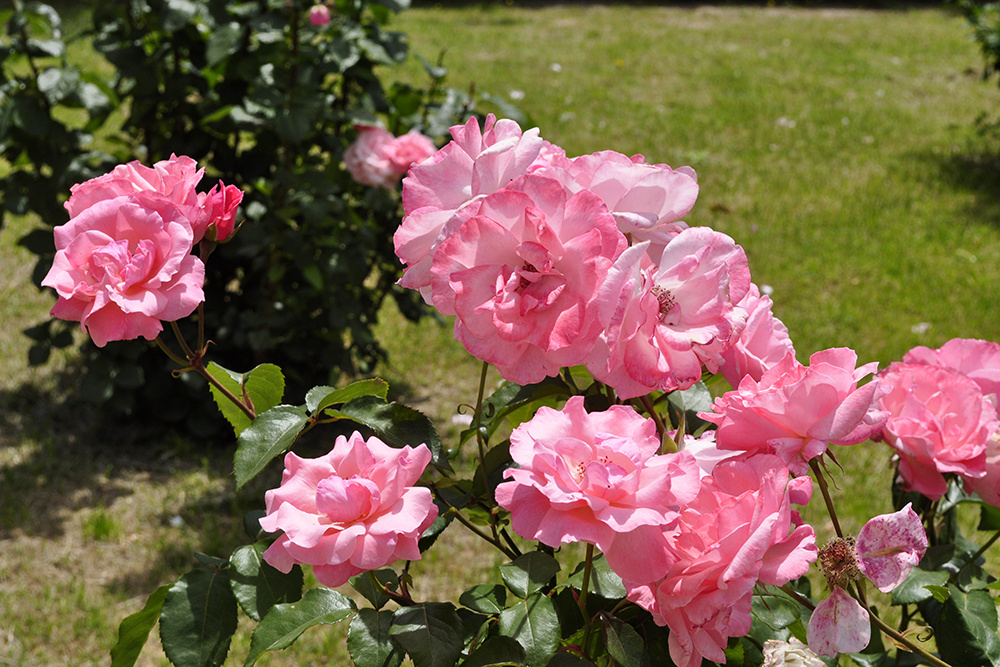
(472, 361, 503, 546)
(853, 582, 954, 667)
(810, 457, 844, 539)
(579, 543, 596, 658)
(169, 321, 256, 421)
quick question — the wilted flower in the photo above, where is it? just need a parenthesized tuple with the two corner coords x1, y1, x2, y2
(762, 638, 825, 667)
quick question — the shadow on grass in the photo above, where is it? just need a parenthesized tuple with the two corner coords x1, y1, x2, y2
(926, 130, 1000, 228)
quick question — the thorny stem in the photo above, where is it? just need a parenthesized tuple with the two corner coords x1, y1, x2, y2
(166, 321, 256, 421)
(443, 505, 516, 561)
(472, 361, 504, 547)
(950, 527, 1000, 585)
(851, 582, 954, 667)
(779, 584, 815, 611)
(366, 569, 415, 607)
(810, 458, 844, 539)
(639, 394, 673, 452)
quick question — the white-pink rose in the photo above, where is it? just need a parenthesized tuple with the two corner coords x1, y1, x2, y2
(259, 432, 437, 588)
(586, 227, 751, 399)
(626, 455, 816, 667)
(877, 362, 995, 500)
(429, 174, 626, 384)
(42, 156, 216, 347)
(495, 396, 701, 583)
(345, 127, 436, 189)
(395, 114, 543, 298)
(703, 348, 889, 475)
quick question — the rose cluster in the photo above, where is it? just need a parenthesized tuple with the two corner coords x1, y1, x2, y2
(875, 338, 1000, 504)
(42, 155, 242, 347)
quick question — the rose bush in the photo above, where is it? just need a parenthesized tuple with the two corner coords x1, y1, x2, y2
(47, 115, 997, 667)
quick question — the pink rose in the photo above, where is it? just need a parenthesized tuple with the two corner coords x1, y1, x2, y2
(543, 150, 698, 236)
(42, 161, 209, 347)
(718, 282, 796, 388)
(308, 4, 331, 26)
(259, 432, 437, 588)
(345, 127, 437, 189)
(876, 362, 995, 500)
(495, 396, 701, 583)
(64, 154, 228, 243)
(395, 114, 543, 298)
(903, 337, 1000, 402)
(586, 227, 751, 399)
(703, 348, 889, 475)
(625, 455, 816, 667)
(974, 434, 1000, 507)
(203, 181, 244, 242)
(429, 174, 626, 384)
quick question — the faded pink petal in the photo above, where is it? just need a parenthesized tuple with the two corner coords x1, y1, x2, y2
(807, 587, 870, 657)
(259, 432, 437, 587)
(855, 503, 928, 592)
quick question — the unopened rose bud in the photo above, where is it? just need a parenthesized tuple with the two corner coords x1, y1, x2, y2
(308, 4, 331, 26)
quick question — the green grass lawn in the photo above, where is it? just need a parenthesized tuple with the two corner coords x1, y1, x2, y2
(1, 3, 999, 665)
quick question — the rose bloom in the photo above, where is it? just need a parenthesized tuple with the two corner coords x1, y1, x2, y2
(586, 227, 751, 399)
(718, 282, 795, 388)
(202, 181, 244, 242)
(429, 174, 626, 384)
(625, 455, 816, 667)
(703, 348, 889, 475)
(876, 362, 996, 500)
(761, 638, 825, 667)
(495, 396, 700, 583)
(63, 154, 231, 243)
(395, 114, 543, 298)
(345, 127, 435, 189)
(259, 433, 437, 588)
(41, 156, 225, 346)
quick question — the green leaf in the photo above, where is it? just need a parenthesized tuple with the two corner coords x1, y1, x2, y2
(926, 585, 952, 603)
(751, 592, 802, 630)
(307, 378, 389, 414)
(244, 587, 356, 666)
(460, 584, 508, 615)
(233, 405, 310, 489)
(544, 655, 595, 667)
(936, 585, 1000, 667)
(348, 608, 404, 667)
(229, 543, 303, 622)
(890, 568, 950, 605)
(334, 395, 449, 471)
(467, 377, 571, 444)
(497, 593, 560, 667)
(565, 555, 626, 600)
(110, 584, 169, 667)
(499, 551, 561, 599)
(207, 362, 285, 436)
(463, 635, 527, 667)
(471, 440, 514, 501)
(243, 510, 267, 540)
(159, 570, 238, 667)
(388, 602, 465, 667)
(602, 615, 649, 667)
(206, 22, 243, 67)
(980, 504, 1000, 531)
(350, 569, 400, 611)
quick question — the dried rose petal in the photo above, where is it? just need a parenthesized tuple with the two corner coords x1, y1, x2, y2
(806, 587, 870, 657)
(855, 503, 928, 593)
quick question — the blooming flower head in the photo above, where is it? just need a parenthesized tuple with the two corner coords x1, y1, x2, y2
(308, 4, 331, 26)
(586, 227, 751, 399)
(625, 455, 816, 667)
(259, 433, 437, 588)
(344, 126, 436, 189)
(395, 114, 543, 299)
(703, 348, 889, 475)
(429, 174, 626, 384)
(877, 362, 996, 499)
(41, 155, 233, 346)
(495, 396, 700, 583)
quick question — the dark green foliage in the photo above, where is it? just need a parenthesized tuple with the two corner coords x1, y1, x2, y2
(960, 0, 1000, 89)
(1, 0, 475, 437)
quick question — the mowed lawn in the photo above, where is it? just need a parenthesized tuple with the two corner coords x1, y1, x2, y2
(0, 4, 999, 666)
